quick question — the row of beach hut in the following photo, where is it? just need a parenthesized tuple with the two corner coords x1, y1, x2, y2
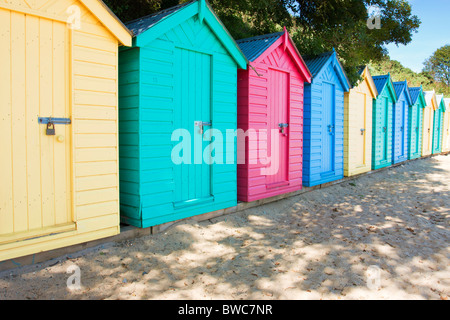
(1, 0, 449, 262)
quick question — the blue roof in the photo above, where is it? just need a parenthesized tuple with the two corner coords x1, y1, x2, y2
(393, 81, 412, 105)
(303, 50, 351, 91)
(303, 51, 335, 78)
(125, 1, 193, 36)
(408, 87, 422, 105)
(236, 32, 284, 62)
(372, 74, 390, 95)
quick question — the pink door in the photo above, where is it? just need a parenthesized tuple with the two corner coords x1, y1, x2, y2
(266, 68, 289, 187)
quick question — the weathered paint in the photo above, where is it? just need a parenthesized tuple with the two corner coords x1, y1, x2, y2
(236, 30, 311, 202)
(303, 50, 351, 187)
(343, 66, 377, 176)
(392, 81, 411, 164)
(442, 98, 450, 153)
(119, 0, 247, 228)
(407, 86, 426, 159)
(371, 74, 397, 170)
(422, 91, 437, 156)
(432, 94, 446, 154)
(0, 0, 132, 262)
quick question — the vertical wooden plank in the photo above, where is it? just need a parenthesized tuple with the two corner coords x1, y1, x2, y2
(0, 9, 14, 235)
(25, 14, 43, 231)
(39, 17, 56, 228)
(11, 11, 28, 233)
(52, 21, 68, 225)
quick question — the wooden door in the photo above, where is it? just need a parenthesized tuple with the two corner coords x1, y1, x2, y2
(0, 10, 73, 244)
(173, 48, 212, 205)
(380, 97, 389, 162)
(266, 69, 289, 187)
(354, 92, 366, 167)
(414, 105, 421, 154)
(321, 82, 335, 175)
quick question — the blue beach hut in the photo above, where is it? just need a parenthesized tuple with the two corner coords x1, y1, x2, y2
(118, 0, 247, 228)
(302, 50, 351, 187)
(392, 80, 411, 164)
(407, 86, 426, 159)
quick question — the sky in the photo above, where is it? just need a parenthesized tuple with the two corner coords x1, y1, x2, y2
(385, 0, 450, 73)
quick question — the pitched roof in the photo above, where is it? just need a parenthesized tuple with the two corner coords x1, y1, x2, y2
(304, 51, 335, 78)
(372, 74, 390, 95)
(436, 94, 446, 110)
(123, 0, 247, 69)
(424, 90, 437, 109)
(125, 1, 193, 36)
(80, 0, 133, 46)
(444, 98, 450, 112)
(408, 87, 423, 105)
(303, 50, 351, 91)
(393, 80, 412, 105)
(236, 32, 284, 62)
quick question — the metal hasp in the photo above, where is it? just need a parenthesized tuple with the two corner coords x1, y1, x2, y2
(278, 123, 289, 135)
(195, 121, 212, 134)
(38, 117, 72, 125)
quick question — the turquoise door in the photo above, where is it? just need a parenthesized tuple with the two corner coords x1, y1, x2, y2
(414, 105, 421, 154)
(381, 97, 389, 162)
(174, 47, 212, 206)
(321, 82, 335, 175)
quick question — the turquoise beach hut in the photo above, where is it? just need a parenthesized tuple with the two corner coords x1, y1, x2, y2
(407, 86, 426, 159)
(118, 0, 247, 228)
(302, 50, 351, 187)
(432, 94, 446, 154)
(372, 74, 397, 170)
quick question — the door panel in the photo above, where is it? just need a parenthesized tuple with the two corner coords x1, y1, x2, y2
(174, 48, 212, 204)
(266, 69, 289, 186)
(0, 10, 72, 242)
(321, 82, 335, 175)
(354, 92, 366, 167)
(380, 97, 389, 161)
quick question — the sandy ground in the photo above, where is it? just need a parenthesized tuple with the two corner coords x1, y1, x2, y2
(0, 155, 449, 300)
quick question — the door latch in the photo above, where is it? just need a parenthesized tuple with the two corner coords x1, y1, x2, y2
(278, 123, 289, 135)
(195, 121, 212, 134)
(360, 128, 366, 135)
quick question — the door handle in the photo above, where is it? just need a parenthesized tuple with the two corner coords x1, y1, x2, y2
(360, 128, 366, 135)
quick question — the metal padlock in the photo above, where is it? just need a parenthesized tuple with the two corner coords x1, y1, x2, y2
(46, 122, 56, 136)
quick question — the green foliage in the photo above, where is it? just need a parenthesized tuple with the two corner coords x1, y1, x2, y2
(424, 45, 450, 87)
(103, 0, 421, 85)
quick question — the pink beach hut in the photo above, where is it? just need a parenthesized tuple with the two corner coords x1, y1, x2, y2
(236, 28, 312, 202)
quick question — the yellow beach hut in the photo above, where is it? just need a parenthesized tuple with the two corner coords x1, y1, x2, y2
(442, 98, 450, 153)
(344, 66, 377, 176)
(0, 0, 132, 261)
(422, 90, 437, 156)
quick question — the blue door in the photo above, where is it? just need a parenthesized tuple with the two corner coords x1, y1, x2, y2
(381, 97, 389, 162)
(321, 82, 335, 175)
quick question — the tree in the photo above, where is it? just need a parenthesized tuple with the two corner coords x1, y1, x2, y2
(424, 45, 450, 87)
(103, 0, 421, 84)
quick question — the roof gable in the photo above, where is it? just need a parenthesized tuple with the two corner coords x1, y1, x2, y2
(236, 32, 284, 62)
(126, 0, 247, 69)
(304, 49, 351, 91)
(436, 94, 446, 111)
(393, 80, 412, 106)
(444, 98, 450, 112)
(372, 74, 397, 102)
(355, 66, 378, 98)
(237, 28, 312, 82)
(408, 86, 426, 108)
(424, 90, 438, 110)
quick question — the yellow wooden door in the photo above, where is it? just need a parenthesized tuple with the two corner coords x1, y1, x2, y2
(0, 9, 73, 245)
(354, 92, 366, 167)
